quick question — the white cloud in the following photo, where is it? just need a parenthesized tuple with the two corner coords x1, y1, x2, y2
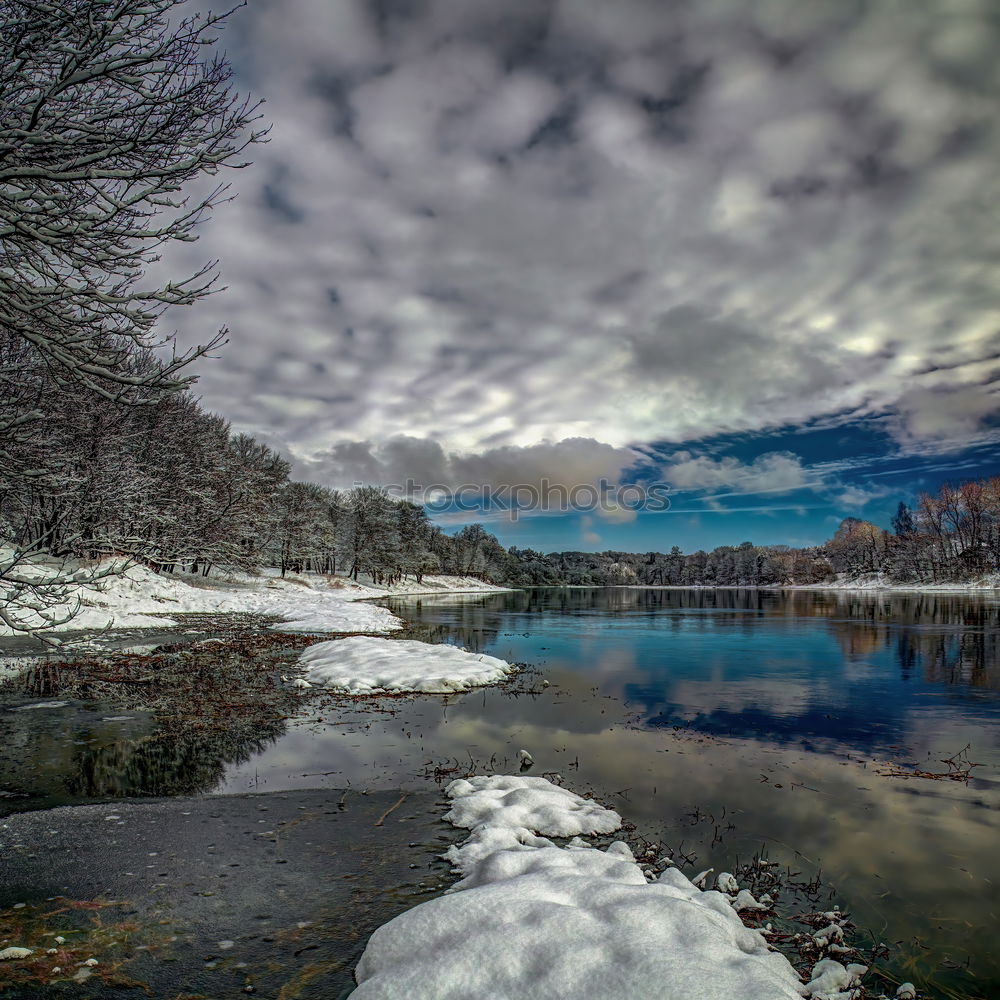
(664, 451, 811, 494)
(157, 0, 1000, 474)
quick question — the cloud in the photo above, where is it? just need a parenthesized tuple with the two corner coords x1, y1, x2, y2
(831, 483, 892, 510)
(297, 434, 637, 492)
(663, 451, 811, 494)
(158, 0, 1000, 475)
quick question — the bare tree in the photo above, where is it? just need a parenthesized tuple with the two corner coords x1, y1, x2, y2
(0, 0, 266, 397)
(0, 0, 265, 639)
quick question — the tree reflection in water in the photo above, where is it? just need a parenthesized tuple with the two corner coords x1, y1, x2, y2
(1, 636, 305, 806)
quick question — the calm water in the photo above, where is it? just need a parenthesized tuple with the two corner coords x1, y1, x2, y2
(2, 587, 999, 997)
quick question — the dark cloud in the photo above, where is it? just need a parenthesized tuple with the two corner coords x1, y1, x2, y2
(160, 0, 1000, 492)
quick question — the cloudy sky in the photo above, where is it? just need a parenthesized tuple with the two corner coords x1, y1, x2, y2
(164, 0, 1000, 551)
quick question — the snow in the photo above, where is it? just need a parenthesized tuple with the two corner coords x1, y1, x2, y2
(338, 574, 513, 599)
(716, 871, 739, 893)
(352, 774, 808, 1000)
(731, 889, 769, 912)
(802, 959, 867, 997)
(444, 775, 622, 840)
(0, 947, 33, 960)
(299, 637, 514, 694)
(0, 560, 515, 639)
(793, 572, 1000, 593)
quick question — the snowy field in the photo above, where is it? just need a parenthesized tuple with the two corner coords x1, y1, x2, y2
(299, 636, 514, 694)
(0, 560, 511, 638)
(353, 775, 897, 1000)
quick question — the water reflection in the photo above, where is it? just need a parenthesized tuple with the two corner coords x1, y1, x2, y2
(394, 588, 1000, 758)
(0, 643, 295, 812)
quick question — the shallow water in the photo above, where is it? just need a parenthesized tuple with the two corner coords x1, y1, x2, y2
(2, 587, 999, 997)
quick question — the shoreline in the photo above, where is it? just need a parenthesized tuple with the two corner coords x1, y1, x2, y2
(621, 582, 1000, 593)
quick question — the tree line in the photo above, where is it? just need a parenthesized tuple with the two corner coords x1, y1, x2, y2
(488, 479, 1000, 589)
(1, 361, 520, 586)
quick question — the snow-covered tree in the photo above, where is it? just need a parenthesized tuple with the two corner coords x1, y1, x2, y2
(0, 0, 264, 637)
(0, 0, 265, 398)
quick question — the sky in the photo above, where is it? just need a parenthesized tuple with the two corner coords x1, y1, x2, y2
(163, 0, 1000, 552)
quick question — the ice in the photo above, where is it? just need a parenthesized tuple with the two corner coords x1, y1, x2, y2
(299, 637, 514, 694)
(352, 775, 807, 1000)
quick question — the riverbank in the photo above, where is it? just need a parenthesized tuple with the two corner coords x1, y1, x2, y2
(0, 788, 451, 998)
(0, 561, 513, 640)
(4, 585, 993, 997)
(625, 578, 1000, 593)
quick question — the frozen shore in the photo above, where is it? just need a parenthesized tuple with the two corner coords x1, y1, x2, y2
(0, 561, 512, 638)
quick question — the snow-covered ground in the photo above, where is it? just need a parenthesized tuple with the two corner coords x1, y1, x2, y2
(0, 562, 511, 639)
(792, 573, 1000, 592)
(353, 775, 876, 1000)
(298, 636, 514, 694)
(629, 577, 1000, 592)
(339, 574, 513, 599)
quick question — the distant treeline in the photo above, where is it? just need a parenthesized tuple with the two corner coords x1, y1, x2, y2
(3, 349, 997, 591)
(497, 481, 1000, 587)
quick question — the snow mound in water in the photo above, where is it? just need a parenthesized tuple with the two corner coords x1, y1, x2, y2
(352, 775, 807, 1000)
(299, 636, 514, 694)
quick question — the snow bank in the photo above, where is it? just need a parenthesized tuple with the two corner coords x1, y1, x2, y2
(352, 775, 808, 1000)
(0, 560, 516, 638)
(0, 562, 404, 636)
(793, 573, 1000, 592)
(445, 775, 622, 840)
(336, 574, 513, 599)
(299, 637, 514, 694)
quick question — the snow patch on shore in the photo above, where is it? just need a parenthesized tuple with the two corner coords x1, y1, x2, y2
(0, 561, 515, 638)
(336, 574, 514, 599)
(299, 637, 514, 694)
(352, 774, 808, 1000)
(0, 563, 393, 636)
